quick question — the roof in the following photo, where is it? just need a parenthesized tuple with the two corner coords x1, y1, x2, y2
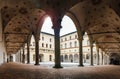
(41, 31, 54, 36)
(60, 31, 77, 37)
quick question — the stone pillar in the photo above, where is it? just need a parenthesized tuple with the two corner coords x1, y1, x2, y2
(34, 35, 40, 65)
(20, 50, 22, 63)
(97, 48, 100, 65)
(22, 47, 25, 63)
(27, 42, 30, 64)
(104, 53, 107, 65)
(90, 42, 94, 66)
(101, 51, 104, 65)
(53, 26, 62, 68)
(78, 37, 84, 66)
(107, 55, 110, 65)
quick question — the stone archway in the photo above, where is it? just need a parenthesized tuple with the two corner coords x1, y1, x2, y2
(64, 54, 68, 62)
(69, 54, 73, 62)
(74, 54, 79, 63)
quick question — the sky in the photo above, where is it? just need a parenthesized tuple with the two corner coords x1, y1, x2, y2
(41, 15, 76, 36)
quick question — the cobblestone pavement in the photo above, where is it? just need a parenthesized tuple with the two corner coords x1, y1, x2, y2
(0, 62, 120, 79)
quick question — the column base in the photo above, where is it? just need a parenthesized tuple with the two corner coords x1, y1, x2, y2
(90, 64, 94, 66)
(34, 63, 40, 66)
(78, 64, 84, 67)
(27, 62, 30, 64)
(53, 65, 63, 68)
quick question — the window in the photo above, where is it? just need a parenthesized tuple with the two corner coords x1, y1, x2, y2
(50, 44, 52, 48)
(65, 43, 67, 48)
(50, 38, 52, 42)
(46, 44, 48, 48)
(75, 35, 77, 39)
(70, 36, 71, 40)
(65, 38, 67, 41)
(74, 41, 77, 47)
(42, 37, 44, 41)
(86, 54, 89, 59)
(70, 42, 72, 47)
(42, 43, 44, 47)
(49, 55, 52, 61)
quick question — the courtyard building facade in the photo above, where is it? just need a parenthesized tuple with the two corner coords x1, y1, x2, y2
(14, 31, 104, 65)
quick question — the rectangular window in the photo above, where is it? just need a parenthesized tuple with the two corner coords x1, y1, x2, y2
(50, 44, 52, 48)
(42, 37, 44, 41)
(46, 44, 48, 48)
(50, 38, 52, 42)
(42, 43, 44, 47)
(49, 55, 52, 61)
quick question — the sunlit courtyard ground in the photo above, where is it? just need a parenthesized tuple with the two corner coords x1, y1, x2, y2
(30, 62, 95, 68)
(0, 62, 120, 79)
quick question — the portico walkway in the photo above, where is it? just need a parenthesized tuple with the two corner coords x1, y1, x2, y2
(0, 62, 120, 79)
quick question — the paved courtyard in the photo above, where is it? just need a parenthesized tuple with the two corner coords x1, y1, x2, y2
(0, 62, 120, 79)
(30, 62, 93, 68)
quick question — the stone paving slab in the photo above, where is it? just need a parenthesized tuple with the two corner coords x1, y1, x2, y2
(0, 62, 120, 79)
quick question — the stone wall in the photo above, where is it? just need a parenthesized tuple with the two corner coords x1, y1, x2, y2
(0, 9, 7, 65)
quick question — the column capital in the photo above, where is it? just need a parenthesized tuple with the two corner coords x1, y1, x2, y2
(51, 16, 62, 30)
(78, 36, 83, 41)
(52, 25, 62, 30)
(33, 34, 40, 42)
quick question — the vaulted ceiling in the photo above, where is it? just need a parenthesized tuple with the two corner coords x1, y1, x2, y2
(0, 0, 120, 55)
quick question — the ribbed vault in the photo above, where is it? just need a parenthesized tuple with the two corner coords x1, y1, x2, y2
(0, 0, 120, 55)
(68, 0, 120, 54)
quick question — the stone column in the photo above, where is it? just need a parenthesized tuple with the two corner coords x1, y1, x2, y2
(104, 53, 107, 65)
(53, 26, 62, 68)
(90, 42, 94, 66)
(22, 47, 25, 63)
(34, 35, 40, 65)
(78, 37, 84, 66)
(107, 55, 110, 65)
(97, 48, 100, 65)
(101, 51, 104, 65)
(20, 50, 22, 63)
(27, 42, 30, 64)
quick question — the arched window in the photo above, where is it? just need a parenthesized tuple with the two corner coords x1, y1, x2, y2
(74, 41, 77, 47)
